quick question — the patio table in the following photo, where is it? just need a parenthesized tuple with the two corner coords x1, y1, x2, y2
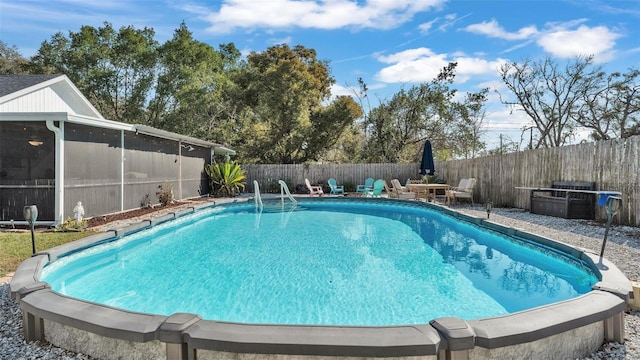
(407, 183, 451, 203)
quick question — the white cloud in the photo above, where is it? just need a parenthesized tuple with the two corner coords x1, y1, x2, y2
(500, 39, 536, 54)
(418, 18, 439, 33)
(463, 18, 622, 62)
(327, 83, 357, 104)
(191, 0, 446, 34)
(484, 106, 532, 130)
(536, 25, 621, 61)
(239, 47, 253, 58)
(417, 12, 471, 35)
(377, 47, 438, 64)
(331, 83, 356, 97)
(375, 48, 448, 82)
(329, 81, 388, 104)
(1, 1, 144, 31)
(463, 19, 539, 40)
(268, 36, 293, 45)
(374, 48, 507, 84)
(437, 12, 471, 32)
(452, 56, 508, 82)
(477, 80, 507, 100)
(366, 82, 389, 91)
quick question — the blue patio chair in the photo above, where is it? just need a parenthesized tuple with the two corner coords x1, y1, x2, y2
(366, 179, 385, 197)
(327, 178, 344, 195)
(356, 177, 374, 194)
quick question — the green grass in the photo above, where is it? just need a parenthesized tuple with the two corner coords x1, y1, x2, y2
(0, 231, 97, 278)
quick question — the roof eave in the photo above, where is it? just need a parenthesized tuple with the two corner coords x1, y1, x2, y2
(136, 124, 236, 155)
(213, 146, 236, 156)
(0, 112, 135, 131)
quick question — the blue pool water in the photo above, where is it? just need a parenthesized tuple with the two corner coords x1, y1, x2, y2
(42, 200, 598, 326)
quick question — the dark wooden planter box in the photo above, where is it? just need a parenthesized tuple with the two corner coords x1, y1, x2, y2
(530, 181, 596, 220)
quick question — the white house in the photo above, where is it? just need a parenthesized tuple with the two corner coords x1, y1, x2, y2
(0, 74, 234, 225)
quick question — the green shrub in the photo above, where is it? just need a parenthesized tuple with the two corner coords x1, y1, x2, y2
(426, 175, 446, 184)
(205, 161, 246, 197)
(57, 217, 87, 231)
(265, 179, 292, 193)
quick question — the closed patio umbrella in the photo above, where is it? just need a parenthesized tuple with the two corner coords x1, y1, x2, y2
(419, 140, 435, 176)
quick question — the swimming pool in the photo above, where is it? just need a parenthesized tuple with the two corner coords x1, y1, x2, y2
(11, 197, 632, 360)
(41, 201, 596, 325)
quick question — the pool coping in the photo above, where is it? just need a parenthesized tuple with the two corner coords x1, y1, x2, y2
(10, 197, 633, 359)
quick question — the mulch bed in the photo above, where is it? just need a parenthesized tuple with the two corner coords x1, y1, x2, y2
(86, 198, 213, 229)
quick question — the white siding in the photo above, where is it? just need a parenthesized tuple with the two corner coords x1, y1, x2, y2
(0, 83, 94, 116)
(51, 82, 98, 117)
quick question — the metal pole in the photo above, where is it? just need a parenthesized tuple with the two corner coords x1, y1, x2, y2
(30, 223, 36, 254)
(600, 196, 621, 258)
(23, 205, 38, 255)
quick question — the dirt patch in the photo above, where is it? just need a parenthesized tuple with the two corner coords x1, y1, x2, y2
(86, 198, 215, 229)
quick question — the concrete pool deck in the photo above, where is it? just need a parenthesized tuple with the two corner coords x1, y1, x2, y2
(7, 197, 636, 360)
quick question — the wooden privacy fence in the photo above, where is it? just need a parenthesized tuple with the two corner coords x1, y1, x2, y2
(436, 136, 640, 227)
(242, 136, 639, 227)
(243, 163, 420, 194)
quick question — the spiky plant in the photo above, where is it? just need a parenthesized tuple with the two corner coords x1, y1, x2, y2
(205, 161, 246, 197)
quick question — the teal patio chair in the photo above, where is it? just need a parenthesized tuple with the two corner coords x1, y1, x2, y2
(356, 177, 374, 194)
(327, 178, 344, 195)
(366, 179, 385, 197)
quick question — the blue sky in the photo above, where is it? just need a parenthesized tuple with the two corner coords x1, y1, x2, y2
(1, 0, 639, 149)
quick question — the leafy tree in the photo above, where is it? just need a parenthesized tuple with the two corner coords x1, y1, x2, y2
(498, 56, 602, 148)
(574, 68, 640, 140)
(305, 95, 363, 161)
(147, 22, 239, 143)
(27, 22, 158, 123)
(231, 44, 358, 163)
(109, 25, 158, 122)
(218, 42, 243, 71)
(0, 41, 28, 74)
(449, 88, 488, 159)
(320, 123, 366, 163)
(361, 63, 458, 163)
(24, 32, 69, 75)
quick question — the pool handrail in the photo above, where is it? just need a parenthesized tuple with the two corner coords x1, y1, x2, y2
(279, 180, 297, 206)
(253, 180, 263, 211)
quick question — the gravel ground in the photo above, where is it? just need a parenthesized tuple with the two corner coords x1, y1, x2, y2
(1, 203, 639, 359)
(454, 205, 640, 360)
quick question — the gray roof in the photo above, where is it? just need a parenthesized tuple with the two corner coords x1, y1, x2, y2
(0, 74, 62, 98)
